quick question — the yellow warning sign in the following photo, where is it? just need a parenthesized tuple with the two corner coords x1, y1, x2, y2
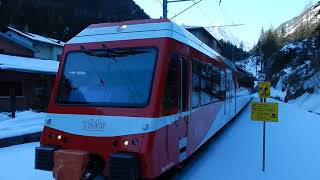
(251, 102, 278, 122)
(259, 82, 271, 98)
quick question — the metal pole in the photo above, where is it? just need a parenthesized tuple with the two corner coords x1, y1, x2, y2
(9, 87, 16, 119)
(163, 0, 168, 18)
(262, 120, 266, 171)
(260, 51, 266, 172)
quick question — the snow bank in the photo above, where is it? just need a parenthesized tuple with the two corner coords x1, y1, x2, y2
(0, 142, 52, 180)
(0, 54, 59, 74)
(236, 55, 261, 77)
(270, 87, 286, 101)
(288, 89, 320, 114)
(0, 111, 46, 139)
(176, 98, 320, 180)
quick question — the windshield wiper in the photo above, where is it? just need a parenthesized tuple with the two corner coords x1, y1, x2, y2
(80, 44, 150, 58)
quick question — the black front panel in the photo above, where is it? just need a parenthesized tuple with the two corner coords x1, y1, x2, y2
(35, 146, 58, 171)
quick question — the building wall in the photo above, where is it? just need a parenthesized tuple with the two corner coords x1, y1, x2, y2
(34, 42, 51, 60)
(0, 36, 34, 57)
(52, 46, 63, 61)
(0, 70, 55, 111)
(5, 30, 63, 61)
(188, 29, 222, 54)
(32, 42, 63, 61)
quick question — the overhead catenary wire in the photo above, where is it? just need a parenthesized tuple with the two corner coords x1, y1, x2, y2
(155, 0, 163, 6)
(170, 0, 204, 19)
(161, 0, 241, 47)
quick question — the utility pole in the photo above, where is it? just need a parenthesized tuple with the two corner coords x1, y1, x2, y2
(163, 0, 195, 19)
(163, 0, 168, 18)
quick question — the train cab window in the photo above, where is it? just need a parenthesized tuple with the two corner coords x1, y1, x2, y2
(163, 56, 179, 109)
(56, 47, 157, 107)
(192, 60, 200, 109)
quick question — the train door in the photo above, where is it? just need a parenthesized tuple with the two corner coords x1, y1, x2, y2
(226, 70, 233, 119)
(227, 70, 236, 118)
(178, 57, 189, 162)
(163, 55, 189, 163)
(221, 70, 229, 120)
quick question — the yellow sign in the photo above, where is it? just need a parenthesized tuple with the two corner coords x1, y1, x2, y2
(259, 82, 271, 98)
(251, 102, 278, 122)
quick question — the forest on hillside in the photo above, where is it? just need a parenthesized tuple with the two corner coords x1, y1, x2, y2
(219, 39, 250, 62)
(0, 0, 149, 41)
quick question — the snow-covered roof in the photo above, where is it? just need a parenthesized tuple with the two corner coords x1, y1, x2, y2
(7, 27, 65, 47)
(0, 54, 59, 74)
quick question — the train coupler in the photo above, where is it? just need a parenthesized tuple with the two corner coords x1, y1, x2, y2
(53, 149, 90, 180)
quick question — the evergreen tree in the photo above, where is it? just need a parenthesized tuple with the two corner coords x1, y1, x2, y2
(219, 39, 249, 61)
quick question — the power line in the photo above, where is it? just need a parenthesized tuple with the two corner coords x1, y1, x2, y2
(170, 0, 204, 19)
(206, 24, 244, 28)
(155, 0, 163, 6)
(196, 4, 215, 25)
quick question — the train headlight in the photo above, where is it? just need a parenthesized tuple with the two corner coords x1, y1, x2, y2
(57, 135, 62, 140)
(123, 140, 129, 146)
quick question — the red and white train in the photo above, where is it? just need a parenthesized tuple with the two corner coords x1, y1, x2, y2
(35, 19, 254, 180)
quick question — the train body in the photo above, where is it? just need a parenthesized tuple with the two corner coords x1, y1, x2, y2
(35, 19, 254, 179)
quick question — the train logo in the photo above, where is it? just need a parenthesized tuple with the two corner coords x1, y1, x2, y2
(81, 119, 107, 132)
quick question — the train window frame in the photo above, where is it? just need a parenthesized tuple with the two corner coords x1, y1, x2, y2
(191, 59, 201, 109)
(179, 56, 188, 112)
(163, 54, 180, 110)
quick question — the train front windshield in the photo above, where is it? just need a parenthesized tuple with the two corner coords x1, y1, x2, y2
(56, 47, 157, 107)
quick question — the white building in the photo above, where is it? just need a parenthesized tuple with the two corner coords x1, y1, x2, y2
(3, 27, 64, 61)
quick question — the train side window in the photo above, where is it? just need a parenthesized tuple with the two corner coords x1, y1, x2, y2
(192, 60, 200, 109)
(219, 70, 226, 100)
(163, 56, 179, 109)
(210, 67, 220, 102)
(200, 63, 212, 105)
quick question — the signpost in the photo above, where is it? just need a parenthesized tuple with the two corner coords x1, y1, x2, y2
(251, 102, 278, 122)
(251, 81, 278, 172)
(257, 73, 266, 82)
(258, 82, 271, 98)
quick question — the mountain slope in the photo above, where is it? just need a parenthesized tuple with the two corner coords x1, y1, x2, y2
(276, 3, 320, 37)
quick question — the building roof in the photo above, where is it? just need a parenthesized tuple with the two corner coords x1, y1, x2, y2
(0, 32, 38, 53)
(0, 54, 59, 74)
(184, 25, 224, 48)
(7, 27, 65, 47)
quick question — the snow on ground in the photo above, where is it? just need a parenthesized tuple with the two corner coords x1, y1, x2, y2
(175, 98, 320, 180)
(1, 99, 320, 179)
(0, 142, 52, 180)
(270, 87, 286, 101)
(0, 111, 46, 139)
(288, 89, 320, 114)
(236, 56, 261, 77)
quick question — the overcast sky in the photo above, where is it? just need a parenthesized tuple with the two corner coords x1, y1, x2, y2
(133, 0, 318, 49)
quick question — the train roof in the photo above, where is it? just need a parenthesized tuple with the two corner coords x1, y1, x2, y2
(67, 18, 236, 70)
